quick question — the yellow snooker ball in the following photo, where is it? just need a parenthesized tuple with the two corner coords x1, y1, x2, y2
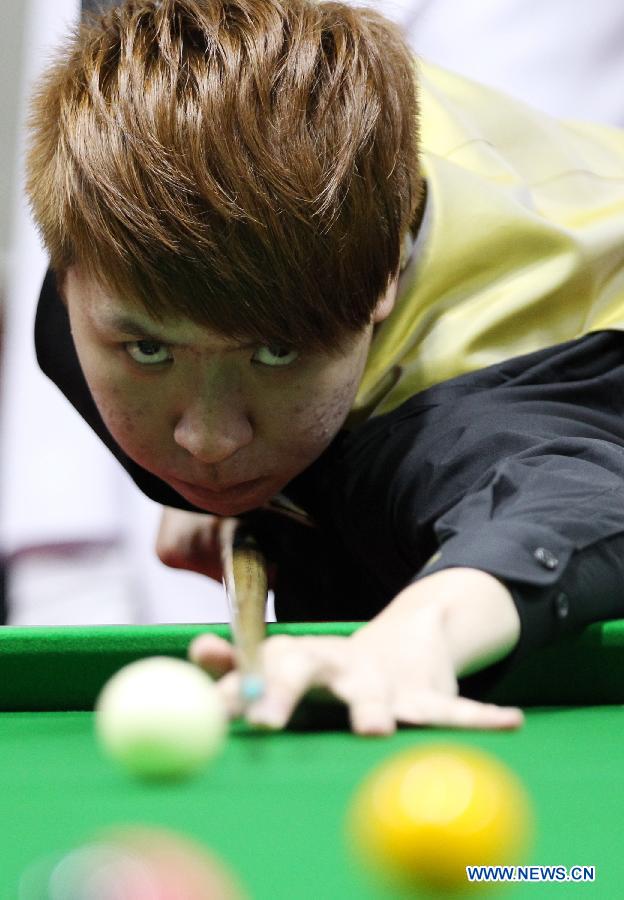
(347, 744, 534, 892)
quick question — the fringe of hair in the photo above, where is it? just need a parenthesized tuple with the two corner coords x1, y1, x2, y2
(27, 0, 423, 351)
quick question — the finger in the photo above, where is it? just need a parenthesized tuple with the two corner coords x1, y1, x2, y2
(156, 512, 222, 577)
(184, 517, 221, 578)
(327, 660, 396, 736)
(245, 637, 324, 729)
(349, 697, 396, 736)
(191, 634, 318, 727)
(395, 690, 524, 731)
(188, 633, 236, 678)
(214, 670, 246, 719)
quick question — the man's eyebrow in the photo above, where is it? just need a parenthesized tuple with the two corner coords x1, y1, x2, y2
(101, 313, 164, 338)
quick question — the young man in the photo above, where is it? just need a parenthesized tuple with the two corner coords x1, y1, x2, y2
(29, 0, 624, 734)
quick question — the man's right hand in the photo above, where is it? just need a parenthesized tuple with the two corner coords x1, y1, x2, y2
(156, 508, 223, 582)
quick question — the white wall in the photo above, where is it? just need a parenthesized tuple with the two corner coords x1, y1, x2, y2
(0, 0, 230, 624)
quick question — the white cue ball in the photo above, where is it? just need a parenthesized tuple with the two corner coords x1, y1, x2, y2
(95, 656, 227, 780)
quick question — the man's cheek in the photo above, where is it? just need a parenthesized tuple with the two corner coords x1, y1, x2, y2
(92, 389, 153, 446)
(99, 403, 140, 444)
(100, 409, 167, 470)
(309, 383, 356, 433)
(286, 393, 351, 451)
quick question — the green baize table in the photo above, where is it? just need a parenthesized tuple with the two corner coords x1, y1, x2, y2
(0, 621, 623, 899)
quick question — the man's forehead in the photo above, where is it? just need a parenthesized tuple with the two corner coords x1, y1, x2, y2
(67, 268, 155, 323)
(65, 266, 235, 346)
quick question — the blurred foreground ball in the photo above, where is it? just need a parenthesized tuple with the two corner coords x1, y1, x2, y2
(19, 826, 247, 899)
(95, 656, 226, 780)
(347, 743, 534, 892)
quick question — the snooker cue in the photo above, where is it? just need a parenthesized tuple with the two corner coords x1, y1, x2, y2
(220, 518, 268, 703)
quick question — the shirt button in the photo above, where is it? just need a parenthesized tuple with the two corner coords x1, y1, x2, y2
(554, 592, 570, 619)
(534, 547, 559, 570)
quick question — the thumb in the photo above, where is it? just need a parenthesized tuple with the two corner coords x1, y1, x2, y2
(189, 633, 236, 678)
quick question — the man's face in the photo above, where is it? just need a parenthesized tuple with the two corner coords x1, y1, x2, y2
(64, 268, 395, 515)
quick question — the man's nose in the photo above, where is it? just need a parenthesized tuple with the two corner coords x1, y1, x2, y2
(173, 384, 253, 464)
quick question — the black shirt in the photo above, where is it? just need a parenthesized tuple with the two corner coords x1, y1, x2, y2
(286, 331, 624, 665)
(36, 271, 624, 667)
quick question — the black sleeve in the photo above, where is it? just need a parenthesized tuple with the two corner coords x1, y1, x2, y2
(416, 444, 624, 660)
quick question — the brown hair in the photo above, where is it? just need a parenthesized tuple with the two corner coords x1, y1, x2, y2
(27, 0, 422, 351)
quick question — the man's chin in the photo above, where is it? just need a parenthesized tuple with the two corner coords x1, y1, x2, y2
(167, 476, 279, 516)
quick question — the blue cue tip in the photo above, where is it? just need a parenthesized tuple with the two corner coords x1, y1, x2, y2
(241, 674, 265, 703)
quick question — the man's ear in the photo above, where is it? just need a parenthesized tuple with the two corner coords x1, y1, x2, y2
(372, 277, 398, 324)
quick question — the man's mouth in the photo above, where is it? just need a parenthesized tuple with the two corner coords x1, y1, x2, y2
(169, 475, 268, 502)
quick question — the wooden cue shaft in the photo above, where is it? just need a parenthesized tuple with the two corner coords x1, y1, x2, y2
(220, 518, 268, 686)
(230, 529, 268, 674)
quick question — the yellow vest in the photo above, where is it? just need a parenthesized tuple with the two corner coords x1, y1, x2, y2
(354, 59, 624, 418)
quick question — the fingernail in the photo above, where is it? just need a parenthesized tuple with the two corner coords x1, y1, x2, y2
(498, 707, 524, 729)
(246, 703, 286, 729)
(355, 718, 396, 737)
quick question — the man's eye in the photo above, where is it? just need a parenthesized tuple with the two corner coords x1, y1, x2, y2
(125, 340, 172, 365)
(252, 345, 299, 367)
